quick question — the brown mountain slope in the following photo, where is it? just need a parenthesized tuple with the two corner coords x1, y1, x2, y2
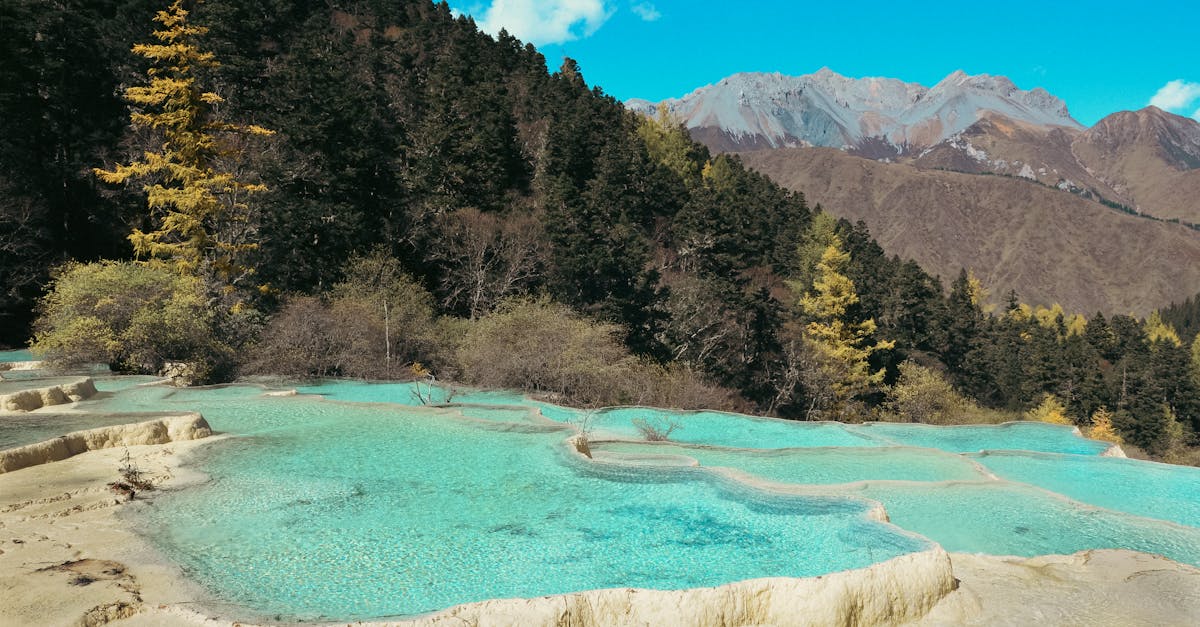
(738, 147, 1200, 315)
(907, 107, 1200, 222)
(1072, 107, 1200, 222)
(908, 113, 1116, 199)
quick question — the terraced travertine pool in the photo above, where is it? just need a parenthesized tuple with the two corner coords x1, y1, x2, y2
(6, 377, 1200, 622)
(0, 349, 34, 362)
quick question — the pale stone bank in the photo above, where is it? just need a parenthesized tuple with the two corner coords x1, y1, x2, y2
(0, 376, 98, 412)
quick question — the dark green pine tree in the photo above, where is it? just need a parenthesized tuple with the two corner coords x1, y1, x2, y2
(249, 29, 400, 293)
(940, 270, 988, 395)
(877, 259, 945, 354)
(1061, 331, 1109, 420)
(1084, 312, 1119, 362)
(541, 73, 669, 359)
(1020, 322, 1070, 407)
(0, 0, 150, 345)
(737, 286, 786, 406)
(1147, 338, 1200, 434)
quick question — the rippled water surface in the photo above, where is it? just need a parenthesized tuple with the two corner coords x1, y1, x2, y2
(126, 396, 925, 620)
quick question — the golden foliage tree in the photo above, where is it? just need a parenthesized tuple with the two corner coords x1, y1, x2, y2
(1087, 407, 1122, 445)
(1025, 393, 1073, 425)
(636, 103, 701, 185)
(1191, 332, 1200, 388)
(95, 0, 271, 285)
(964, 269, 996, 314)
(798, 235, 894, 417)
(1145, 311, 1182, 347)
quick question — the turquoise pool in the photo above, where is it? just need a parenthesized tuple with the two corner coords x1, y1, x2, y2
(127, 396, 926, 621)
(0, 348, 33, 362)
(9, 376, 1185, 622)
(853, 481, 1200, 562)
(0, 410, 184, 450)
(589, 407, 884, 448)
(854, 422, 1110, 455)
(587, 440, 1200, 567)
(293, 381, 1111, 454)
(973, 451, 1200, 529)
(591, 441, 989, 484)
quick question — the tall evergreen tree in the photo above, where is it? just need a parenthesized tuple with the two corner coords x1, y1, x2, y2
(797, 235, 894, 417)
(95, 0, 273, 289)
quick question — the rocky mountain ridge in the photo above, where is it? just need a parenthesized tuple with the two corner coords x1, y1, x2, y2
(910, 105, 1200, 222)
(626, 68, 1081, 154)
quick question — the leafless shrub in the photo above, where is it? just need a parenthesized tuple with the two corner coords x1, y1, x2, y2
(631, 415, 681, 441)
(107, 449, 153, 500)
(432, 208, 544, 319)
(246, 253, 458, 380)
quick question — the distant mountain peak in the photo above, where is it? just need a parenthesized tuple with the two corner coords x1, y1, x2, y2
(627, 69, 1080, 154)
(1084, 106, 1200, 170)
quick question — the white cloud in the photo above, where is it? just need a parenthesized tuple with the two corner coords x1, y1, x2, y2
(631, 2, 661, 21)
(1193, 107, 1200, 122)
(1149, 79, 1200, 112)
(472, 0, 613, 46)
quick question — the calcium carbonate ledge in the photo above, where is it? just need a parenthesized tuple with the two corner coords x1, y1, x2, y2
(137, 547, 958, 627)
(0, 413, 212, 473)
(0, 376, 97, 412)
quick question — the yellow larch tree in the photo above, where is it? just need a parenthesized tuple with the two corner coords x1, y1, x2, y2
(1191, 332, 1200, 388)
(95, 0, 272, 289)
(1087, 407, 1122, 445)
(1144, 311, 1182, 347)
(799, 235, 894, 417)
(964, 269, 996, 314)
(636, 103, 702, 185)
(1025, 393, 1072, 425)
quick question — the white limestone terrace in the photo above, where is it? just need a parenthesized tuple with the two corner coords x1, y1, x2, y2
(626, 68, 1082, 152)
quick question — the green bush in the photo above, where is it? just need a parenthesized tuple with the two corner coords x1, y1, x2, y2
(32, 261, 232, 380)
(456, 297, 639, 406)
(883, 361, 1011, 425)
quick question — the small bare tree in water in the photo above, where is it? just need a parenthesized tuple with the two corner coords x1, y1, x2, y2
(410, 362, 437, 405)
(572, 409, 598, 444)
(632, 415, 681, 441)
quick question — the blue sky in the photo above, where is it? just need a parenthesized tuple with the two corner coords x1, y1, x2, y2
(449, 0, 1200, 126)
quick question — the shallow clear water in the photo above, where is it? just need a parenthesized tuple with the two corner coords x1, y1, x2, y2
(449, 405, 544, 424)
(0, 375, 84, 394)
(589, 408, 884, 448)
(853, 422, 1110, 455)
(973, 451, 1200, 529)
(0, 377, 167, 450)
(0, 349, 33, 362)
(853, 482, 1200, 564)
(53, 377, 1198, 621)
(131, 396, 926, 621)
(291, 382, 1111, 455)
(592, 441, 988, 484)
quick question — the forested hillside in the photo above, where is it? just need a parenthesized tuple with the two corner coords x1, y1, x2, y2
(3, 0, 1198, 462)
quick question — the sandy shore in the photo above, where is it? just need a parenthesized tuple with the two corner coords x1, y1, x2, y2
(2, 437, 1198, 626)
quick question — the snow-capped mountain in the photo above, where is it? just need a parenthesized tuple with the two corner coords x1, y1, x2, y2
(626, 69, 1081, 154)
